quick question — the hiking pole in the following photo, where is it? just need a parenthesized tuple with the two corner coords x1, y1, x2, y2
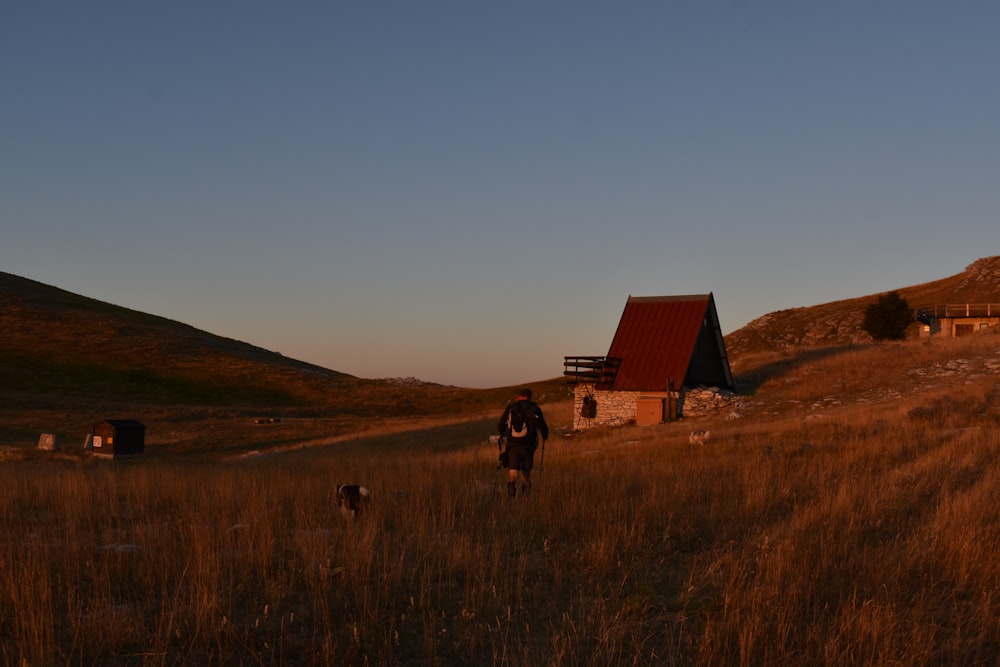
(535, 437, 546, 490)
(492, 434, 505, 495)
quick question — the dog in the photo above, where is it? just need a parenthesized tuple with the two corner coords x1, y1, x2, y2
(336, 484, 371, 518)
(689, 429, 710, 446)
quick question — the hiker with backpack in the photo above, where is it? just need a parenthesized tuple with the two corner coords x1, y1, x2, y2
(497, 388, 549, 498)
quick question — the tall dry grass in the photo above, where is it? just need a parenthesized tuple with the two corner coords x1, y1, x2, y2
(3, 334, 1000, 665)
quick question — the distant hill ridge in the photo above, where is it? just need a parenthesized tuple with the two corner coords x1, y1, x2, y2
(725, 256, 1000, 365)
(0, 272, 554, 424)
(1, 271, 345, 374)
(4, 258, 998, 410)
(0, 271, 367, 409)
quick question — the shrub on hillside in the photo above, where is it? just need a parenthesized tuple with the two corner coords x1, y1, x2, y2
(862, 291, 914, 341)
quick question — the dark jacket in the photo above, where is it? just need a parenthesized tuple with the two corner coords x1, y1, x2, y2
(498, 399, 549, 449)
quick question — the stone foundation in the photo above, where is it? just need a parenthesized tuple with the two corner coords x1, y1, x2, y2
(572, 384, 744, 430)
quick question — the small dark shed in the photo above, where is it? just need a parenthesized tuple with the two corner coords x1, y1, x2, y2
(92, 420, 146, 458)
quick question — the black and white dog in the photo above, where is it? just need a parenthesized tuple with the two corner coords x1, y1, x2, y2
(336, 484, 371, 518)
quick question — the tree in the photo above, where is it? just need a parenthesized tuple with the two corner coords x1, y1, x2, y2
(862, 291, 914, 341)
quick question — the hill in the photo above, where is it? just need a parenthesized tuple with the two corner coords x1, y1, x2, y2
(725, 256, 1000, 373)
(1, 271, 356, 405)
(0, 272, 570, 451)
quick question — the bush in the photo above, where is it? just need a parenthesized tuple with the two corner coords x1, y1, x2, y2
(862, 291, 914, 341)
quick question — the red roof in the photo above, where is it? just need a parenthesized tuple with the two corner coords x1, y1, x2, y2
(606, 294, 729, 391)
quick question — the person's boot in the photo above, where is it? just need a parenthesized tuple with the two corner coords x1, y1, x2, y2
(521, 483, 531, 496)
(507, 481, 517, 498)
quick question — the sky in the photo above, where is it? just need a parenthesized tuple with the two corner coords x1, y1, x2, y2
(2, 2, 998, 388)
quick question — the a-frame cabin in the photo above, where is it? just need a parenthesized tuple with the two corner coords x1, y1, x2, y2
(564, 293, 733, 429)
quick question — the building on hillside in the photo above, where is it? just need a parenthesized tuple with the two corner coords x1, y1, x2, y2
(916, 304, 1000, 338)
(92, 419, 146, 458)
(564, 294, 734, 431)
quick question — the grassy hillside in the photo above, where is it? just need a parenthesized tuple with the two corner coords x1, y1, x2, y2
(725, 255, 1000, 374)
(0, 272, 571, 452)
(1, 271, 355, 404)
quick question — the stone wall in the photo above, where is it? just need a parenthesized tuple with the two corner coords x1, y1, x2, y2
(573, 385, 639, 430)
(679, 386, 746, 419)
(572, 383, 743, 430)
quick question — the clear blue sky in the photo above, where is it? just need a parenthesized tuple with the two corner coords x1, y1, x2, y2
(3, 2, 998, 387)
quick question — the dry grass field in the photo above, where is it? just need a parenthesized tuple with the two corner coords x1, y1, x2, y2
(4, 329, 1000, 665)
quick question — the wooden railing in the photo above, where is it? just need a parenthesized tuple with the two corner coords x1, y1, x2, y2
(563, 356, 621, 387)
(916, 304, 1000, 323)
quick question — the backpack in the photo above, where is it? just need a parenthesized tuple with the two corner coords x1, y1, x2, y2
(507, 403, 532, 438)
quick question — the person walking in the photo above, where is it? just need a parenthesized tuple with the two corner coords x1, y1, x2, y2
(497, 388, 548, 498)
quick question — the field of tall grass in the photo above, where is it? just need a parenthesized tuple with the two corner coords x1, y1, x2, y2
(4, 333, 1000, 665)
